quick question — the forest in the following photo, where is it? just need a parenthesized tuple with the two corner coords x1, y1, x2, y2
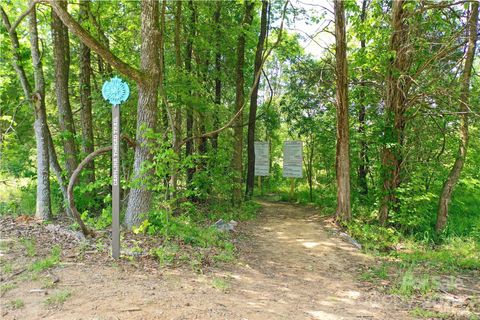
(0, 0, 479, 319)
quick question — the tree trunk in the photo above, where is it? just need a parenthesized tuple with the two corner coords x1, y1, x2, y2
(51, 1, 78, 177)
(185, 0, 196, 189)
(378, 0, 410, 225)
(232, 0, 254, 206)
(436, 2, 478, 233)
(78, 0, 95, 183)
(46, 125, 71, 216)
(357, 0, 368, 196)
(211, 1, 222, 150)
(29, 5, 52, 220)
(246, 0, 269, 200)
(334, 0, 352, 221)
(1, 5, 52, 220)
(30, 6, 52, 220)
(171, 0, 182, 201)
(1, 5, 76, 217)
(125, 0, 160, 228)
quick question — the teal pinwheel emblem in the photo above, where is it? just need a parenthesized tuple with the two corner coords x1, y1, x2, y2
(102, 76, 130, 105)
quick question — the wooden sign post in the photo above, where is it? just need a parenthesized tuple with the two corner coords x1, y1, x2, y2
(290, 177, 295, 201)
(102, 77, 130, 259)
(257, 176, 262, 195)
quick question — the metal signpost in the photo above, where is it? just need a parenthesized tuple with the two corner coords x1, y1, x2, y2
(102, 77, 130, 259)
(283, 141, 303, 200)
(254, 141, 270, 195)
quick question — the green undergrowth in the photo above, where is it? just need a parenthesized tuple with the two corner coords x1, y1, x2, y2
(393, 237, 480, 271)
(132, 200, 260, 268)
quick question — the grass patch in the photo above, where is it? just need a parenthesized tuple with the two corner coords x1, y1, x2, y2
(213, 242, 235, 263)
(359, 263, 389, 281)
(150, 242, 179, 266)
(0, 283, 17, 295)
(28, 245, 61, 273)
(410, 307, 449, 319)
(212, 278, 230, 292)
(7, 299, 24, 309)
(395, 237, 480, 271)
(20, 238, 36, 257)
(41, 277, 57, 289)
(1, 261, 14, 274)
(44, 290, 71, 307)
(390, 268, 439, 298)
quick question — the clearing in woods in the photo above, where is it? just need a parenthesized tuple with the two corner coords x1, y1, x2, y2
(1, 201, 412, 319)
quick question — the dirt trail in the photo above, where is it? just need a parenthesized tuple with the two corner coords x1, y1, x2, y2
(1, 201, 411, 320)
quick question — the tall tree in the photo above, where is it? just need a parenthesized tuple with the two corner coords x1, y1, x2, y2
(171, 0, 182, 200)
(78, 0, 94, 183)
(246, 0, 269, 200)
(211, 1, 222, 150)
(436, 1, 479, 233)
(334, 0, 351, 221)
(1, 3, 51, 220)
(232, 0, 254, 206)
(378, 0, 410, 225)
(357, 0, 369, 196)
(124, 0, 161, 226)
(49, 0, 160, 227)
(51, 1, 78, 176)
(185, 0, 196, 189)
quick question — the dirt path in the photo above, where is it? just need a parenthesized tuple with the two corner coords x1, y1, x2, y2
(1, 201, 412, 320)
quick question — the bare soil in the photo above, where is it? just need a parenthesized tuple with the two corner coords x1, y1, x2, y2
(0, 201, 475, 319)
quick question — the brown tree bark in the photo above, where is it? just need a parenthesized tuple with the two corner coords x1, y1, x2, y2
(232, 0, 254, 206)
(185, 0, 196, 189)
(169, 0, 182, 201)
(29, 5, 52, 221)
(51, 1, 78, 177)
(378, 0, 411, 225)
(78, 0, 95, 183)
(48, 0, 142, 83)
(357, 0, 368, 196)
(1, 4, 51, 220)
(246, 0, 269, 200)
(211, 1, 222, 150)
(46, 125, 71, 216)
(125, 0, 161, 227)
(334, 0, 352, 221)
(436, 2, 478, 233)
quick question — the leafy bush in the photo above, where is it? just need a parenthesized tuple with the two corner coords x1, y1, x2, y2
(394, 237, 480, 271)
(346, 219, 401, 252)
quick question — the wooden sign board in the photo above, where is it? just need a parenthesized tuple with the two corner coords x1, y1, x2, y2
(283, 141, 303, 178)
(254, 141, 269, 176)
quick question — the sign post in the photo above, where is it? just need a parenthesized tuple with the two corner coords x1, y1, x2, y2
(254, 141, 270, 195)
(102, 77, 130, 259)
(283, 141, 303, 201)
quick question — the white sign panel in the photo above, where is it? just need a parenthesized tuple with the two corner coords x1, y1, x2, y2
(254, 141, 270, 176)
(283, 141, 303, 178)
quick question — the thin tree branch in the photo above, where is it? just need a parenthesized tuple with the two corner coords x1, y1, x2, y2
(46, 0, 143, 84)
(3, 0, 40, 33)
